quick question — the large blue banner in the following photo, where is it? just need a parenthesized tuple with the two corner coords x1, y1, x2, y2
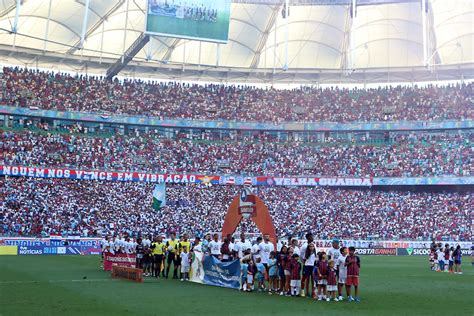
(202, 256, 241, 289)
(16, 245, 101, 255)
(190, 252, 241, 289)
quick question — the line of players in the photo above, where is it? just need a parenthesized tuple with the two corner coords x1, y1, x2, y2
(101, 232, 362, 301)
(429, 243, 463, 274)
(100, 233, 193, 280)
(183, 4, 218, 22)
(202, 232, 361, 302)
(237, 233, 361, 302)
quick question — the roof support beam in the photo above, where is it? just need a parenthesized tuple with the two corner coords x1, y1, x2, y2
(250, 4, 282, 68)
(80, 0, 91, 49)
(12, 0, 21, 33)
(99, 14, 105, 63)
(43, 0, 53, 51)
(421, 0, 427, 65)
(350, 0, 356, 69)
(425, 0, 441, 69)
(231, 17, 263, 31)
(0, 0, 17, 18)
(122, 0, 130, 57)
(74, 0, 102, 18)
(340, 4, 352, 72)
(67, 0, 126, 55)
(341, 0, 355, 72)
(283, 0, 289, 70)
(216, 43, 221, 67)
(162, 38, 181, 62)
(0, 14, 82, 38)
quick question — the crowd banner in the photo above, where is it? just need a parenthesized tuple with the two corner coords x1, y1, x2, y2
(0, 165, 209, 185)
(0, 236, 101, 247)
(190, 252, 241, 289)
(2, 165, 474, 187)
(372, 176, 474, 186)
(251, 176, 373, 187)
(103, 252, 136, 271)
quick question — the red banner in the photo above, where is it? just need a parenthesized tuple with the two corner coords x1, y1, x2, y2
(103, 252, 136, 271)
(0, 165, 211, 184)
(0, 165, 373, 187)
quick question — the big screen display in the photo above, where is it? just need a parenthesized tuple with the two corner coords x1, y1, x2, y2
(145, 0, 231, 43)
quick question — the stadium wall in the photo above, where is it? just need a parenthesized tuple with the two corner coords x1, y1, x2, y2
(1, 105, 473, 132)
(1, 237, 471, 257)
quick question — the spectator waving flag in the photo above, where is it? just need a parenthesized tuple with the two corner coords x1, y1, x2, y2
(152, 182, 166, 210)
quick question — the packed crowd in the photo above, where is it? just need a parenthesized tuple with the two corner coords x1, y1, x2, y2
(1, 128, 472, 177)
(2, 67, 472, 122)
(1, 177, 471, 240)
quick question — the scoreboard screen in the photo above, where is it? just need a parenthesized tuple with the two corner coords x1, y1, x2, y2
(145, 0, 231, 43)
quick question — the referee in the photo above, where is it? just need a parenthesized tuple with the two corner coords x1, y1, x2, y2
(150, 236, 166, 278)
(165, 232, 179, 279)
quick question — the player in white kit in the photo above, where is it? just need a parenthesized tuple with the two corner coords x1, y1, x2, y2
(209, 234, 222, 259)
(337, 246, 348, 300)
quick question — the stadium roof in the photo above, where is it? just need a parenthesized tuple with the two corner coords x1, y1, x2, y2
(0, 0, 472, 84)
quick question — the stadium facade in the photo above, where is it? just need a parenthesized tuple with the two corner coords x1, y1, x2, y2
(0, 0, 472, 83)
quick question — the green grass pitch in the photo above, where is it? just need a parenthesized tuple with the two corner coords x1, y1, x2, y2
(0, 256, 472, 316)
(146, 15, 230, 41)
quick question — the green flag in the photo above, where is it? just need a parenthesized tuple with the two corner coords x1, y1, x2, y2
(152, 182, 166, 210)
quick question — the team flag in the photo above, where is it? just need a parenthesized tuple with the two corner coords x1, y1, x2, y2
(152, 182, 166, 210)
(49, 234, 62, 241)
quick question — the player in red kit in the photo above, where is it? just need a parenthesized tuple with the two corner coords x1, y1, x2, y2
(289, 253, 302, 297)
(327, 260, 338, 301)
(345, 246, 361, 302)
(316, 252, 328, 301)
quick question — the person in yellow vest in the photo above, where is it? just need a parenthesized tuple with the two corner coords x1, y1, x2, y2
(178, 233, 191, 256)
(176, 233, 191, 279)
(166, 232, 180, 279)
(150, 236, 166, 278)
